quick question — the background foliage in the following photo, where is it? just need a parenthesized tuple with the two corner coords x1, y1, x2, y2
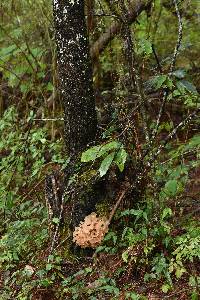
(0, 0, 200, 299)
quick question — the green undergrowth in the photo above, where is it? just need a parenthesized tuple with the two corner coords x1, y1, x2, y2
(0, 105, 200, 299)
(0, 0, 200, 299)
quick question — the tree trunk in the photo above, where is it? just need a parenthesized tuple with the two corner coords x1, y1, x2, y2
(52, 0, 97, 159)
(52, 1, 98, 229)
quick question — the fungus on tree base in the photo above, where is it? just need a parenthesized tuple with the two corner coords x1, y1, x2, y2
(73, 212, 109, 248)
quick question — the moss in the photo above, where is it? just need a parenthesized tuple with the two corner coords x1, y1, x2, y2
(95, 199, 110, 218)
(79, 169, 98, 185)
(71, 169, 106, 228)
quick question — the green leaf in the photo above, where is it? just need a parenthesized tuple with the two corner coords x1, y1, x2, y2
(6, 192, 14, 210)
(99, 285, 119, 296)
(138, 39, 152, 56)
(161, 208, 172, 220)
(191, 291, 199, 300)
(172, 69, 186, 79)
(175, 267, 186, 278)
(189, 135, 200, 147)
(179, 80, 198, 94)
(0, 44, 17, 58)
(114, 148, 127, 172)
(84, 267, 93, 274)
(122, 251, 129, 263)
(12, 252, 19, 261)
(40, 138, 46, 144)
(46, 263, 52, 271)
(161, 283, 170, 293)
(81, 145, 101, 162)
(47, 82, 54, 91)
(81, 141, 120, 163)
(164, 180, 177, 196)
(165, 78, 174, 89)
(148, 75, 167, 90)
(52, 217, 59, 224)
(99, 152, 115, 177)
(97, 141, 121, 158)
(125, 291, 141, 299)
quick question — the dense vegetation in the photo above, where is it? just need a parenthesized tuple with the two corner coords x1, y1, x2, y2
(0, 1, 200, 299)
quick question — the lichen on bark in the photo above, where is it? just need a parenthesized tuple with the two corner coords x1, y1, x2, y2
(52, 0, 98, 229)
(52, 0, 97, 157)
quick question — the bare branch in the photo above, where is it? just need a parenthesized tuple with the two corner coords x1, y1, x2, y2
(150, 105, 200, 163)
(170, 0, 183, 73)
(90, 0, 153, 59)
(147, 0, 183, 151)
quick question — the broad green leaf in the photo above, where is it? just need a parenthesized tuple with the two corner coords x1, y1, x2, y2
(81, 145, 101, 162)
(172, 69, 186, 79)
(6, 192, 14, 210)
(176, 80, 198, 95)
(47, 82, 54, 91)
(147, 75, 167, 90)
(100, 285, 119, 296)
(179, 80, 198, 94)
(161, 283, 170, 293)
(125, 291, 141, 299)
(165, 78, 174, 89)
(13, 252, 19, 261)
(114, 148, 127, 172)
(138, 39, 152, 56)
(191, 291, 199, 300)
(175, 267, 186, 278)
(84, 267, 93, 274)
(99, 152, 115, 177)
(81, 141, 120, 163)
(164, 180, 177, 196)
(0, 44, 17, 58)
(189, 135, 200, 147)
(97, 141, 121, 158)
(161, 207, 172, 220)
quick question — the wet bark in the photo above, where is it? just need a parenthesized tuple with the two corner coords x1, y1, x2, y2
(52, 1, 99, 231)
(52, 0, 97, 158)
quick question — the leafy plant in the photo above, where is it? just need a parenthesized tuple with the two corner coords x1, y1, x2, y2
(81, 140, 127, 177)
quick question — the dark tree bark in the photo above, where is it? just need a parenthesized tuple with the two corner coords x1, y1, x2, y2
(52, 1, 99, 230)
(52, 0, 97, 159)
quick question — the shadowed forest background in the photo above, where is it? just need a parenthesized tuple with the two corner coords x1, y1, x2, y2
(0, 1, 200, 299)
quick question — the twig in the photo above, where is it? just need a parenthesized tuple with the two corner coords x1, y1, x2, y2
(119, 1, 150, 143)
(152, 44, 162, 73)
(149, 105, 200, 163)
(170, 0, 183, 73)
(108, 188, 128, 224)
(0, 57, 22, 81)
(34, 118, 64, 121)
(147, 0, 183, 152)
(0, 24, 36, 73)
(21, 177, 45, 202)
(54, 234, 71, 250)
(161, 147, 199, 165)
(163, 288, 192, 298)
(48, 191, 66, 262)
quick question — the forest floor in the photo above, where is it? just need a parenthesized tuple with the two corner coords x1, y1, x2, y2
(31, 166, 200, 300)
